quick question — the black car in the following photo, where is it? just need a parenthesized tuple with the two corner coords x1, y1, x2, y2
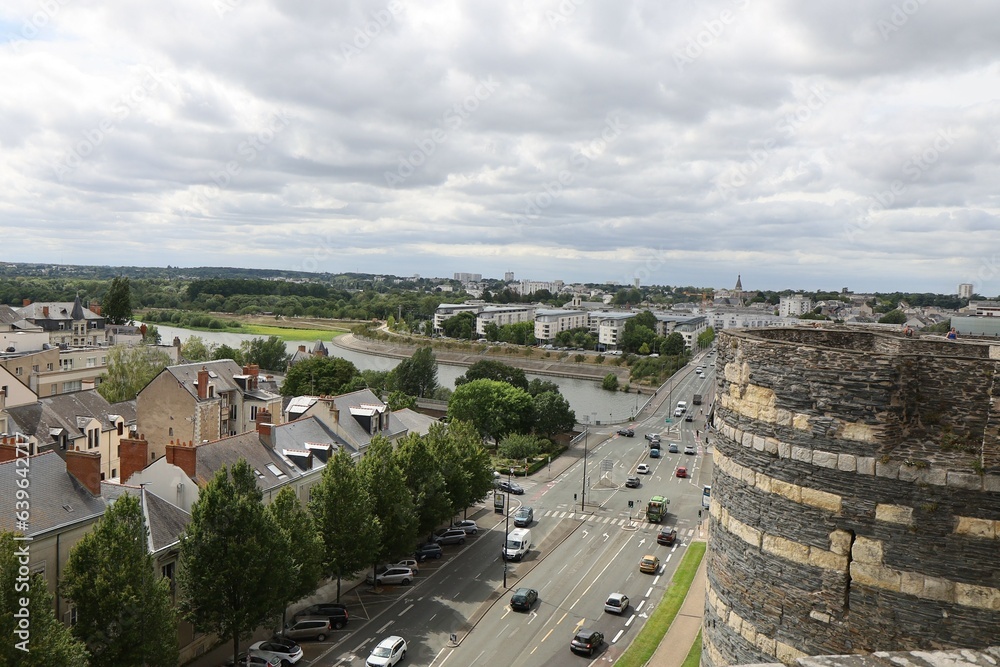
(293, 603, 349, 629)
(685, 413, 694, 422)
(414, 542, 443, 561)
(498, 480, 524, 495)
(510, 587, 538, 611)
(570, 629, 604, 656)
(617, 428, 634, 437)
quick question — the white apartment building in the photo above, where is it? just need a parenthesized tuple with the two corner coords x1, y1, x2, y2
(517, 280, 564, 296)
(779, 294, 814, 318)
(705, 308, 788, 331)
(592, 312, 635, 350)
(453, 272, 482, 282)
(958, 283, 974, 299)
(433, 303, 484, 333)
(534, 309, 586, 342)
(475, 306, 535, 335)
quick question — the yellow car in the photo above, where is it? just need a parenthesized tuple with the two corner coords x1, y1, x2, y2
(639, 554, 660, 574)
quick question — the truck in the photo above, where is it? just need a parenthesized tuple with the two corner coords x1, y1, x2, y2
(503, 528, 531, 561)
(693, 394, 702, 405)
(646, 495, 669, 523)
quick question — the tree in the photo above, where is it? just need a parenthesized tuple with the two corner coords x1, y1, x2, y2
(386, 391, 417, 411)
(241, 335, 289, 372)
(393, 346, 438, 398)
(440, 311, 476, 339)
(142, 324, 162, 345)
(620, 317, 657, 353)
(1, 531, 90, 666)
(181, 335, 214, 362)
(498, 433, 542, 460)
(177, 460, 293, 667)
(281, 356, 359, 396)
(697, 327, 716, 349)
(426, 420, 495, 518)
(61, 493, 178, 667)
(98, 345, 171, 403)
(661, 332, 686, 356)
(395, 433, 452, 540)
(309, 449, 378, 601)
(448, 379, 535, 441)
(356, 437, 418, 576)
(527, 378, 560, 396)
(455, 359, 529, 391)
(602, 373, 619, 391)
(103, 275, 134, 325)
(878, 309, 907, 324)
(533, 391, 576, 438)
(267, 487, 324, 623)
(212, 343, 244, 365)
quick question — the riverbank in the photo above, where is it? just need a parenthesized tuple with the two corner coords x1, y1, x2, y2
(332, 333, 641, 387)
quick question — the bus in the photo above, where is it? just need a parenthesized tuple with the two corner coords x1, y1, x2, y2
(701, 485, 711, 510)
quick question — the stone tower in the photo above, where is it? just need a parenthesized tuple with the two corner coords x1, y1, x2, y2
(704, 327, 1000, 666)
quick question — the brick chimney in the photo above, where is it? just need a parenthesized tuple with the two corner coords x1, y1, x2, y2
(118, 433, 149, 483)
(0, 436, 19, 463)
(66, 446, 102, 496)
(22, 298, 31, 306)
(166, 440, 197, 479)
(88, 301, 102, 315)
(42, 306, 49, 317)
(256, 408, 274, 448)
(196, 367, 209, 400)
(243, 364, 259, 390)
(298, 345, 306, 352)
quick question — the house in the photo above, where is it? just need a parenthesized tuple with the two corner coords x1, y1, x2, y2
(284, 389, 408, 453)
(287, 340, 329, 369)
(136, 360, 283, 461)
(16, 296, 106, 348)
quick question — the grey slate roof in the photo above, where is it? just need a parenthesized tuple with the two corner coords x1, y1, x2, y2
(18, 296, 103, 322)
(5, 390, 127, 451)
(0, 304, 20, 327)
(0, 451, 108, 538)
(270, 415, 352, 469)
(164, 359, 280, 403)
(191, 431, 299, 490)
(392, 408, 438, 437)
(143, 489, 191, 552)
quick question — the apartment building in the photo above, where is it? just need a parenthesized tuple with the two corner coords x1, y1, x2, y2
(17, 296, 107, 348)
(779, 293, 814, 317)
(533, 309, 587, 342)
(433, 302, 484, 333)
(475, 305, 535, 335)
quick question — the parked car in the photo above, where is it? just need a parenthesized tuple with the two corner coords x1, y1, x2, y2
(366, 636, 407, 667)
(570, 629, 605, 656)
(248, 639, 304, 665)
(279, 618, 332, 642)
(451, 520, 479, 535)
(293, 603, 348, 629)
(498, 480, 525, 495)
(514, 506, 534, 527)
(393, 558, 419, 574)
(639, 554, 661, 574)
(625, 476, 641, 488)
(510, 587, 538, 611)
(684, 444, 696, 455)
(657, 527, 678, 546)
(366, 567, 414, 586)
(649, 447, 660, 458)
(617, 428, 635, 437)
(433, 528, 467, 546)
(668, 443, 679, 453)
(637, 463, 650, 474)
(604, 592, 629, 614)
(414, 542, 443, 561)
(676, 466, 688, 478)
(224, 652, 278, 667)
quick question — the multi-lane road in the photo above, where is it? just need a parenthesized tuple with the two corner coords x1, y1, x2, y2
(296, 353, 717, 667)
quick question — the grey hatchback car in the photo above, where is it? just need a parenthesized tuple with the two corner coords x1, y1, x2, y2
(280, 617, 332, 642)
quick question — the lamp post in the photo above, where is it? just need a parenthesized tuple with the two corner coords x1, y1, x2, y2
(502, 467, 512, 588)
(581, 424, 588, 512)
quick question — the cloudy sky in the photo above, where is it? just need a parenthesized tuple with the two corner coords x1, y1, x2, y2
(2, 1, 999, 293)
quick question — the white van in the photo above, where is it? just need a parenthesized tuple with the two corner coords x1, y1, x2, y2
(503, 528, 531, 561)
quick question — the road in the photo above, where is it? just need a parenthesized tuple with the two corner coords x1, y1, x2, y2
(292, 352, 716, 667)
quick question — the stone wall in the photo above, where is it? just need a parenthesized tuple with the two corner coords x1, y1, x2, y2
(704, 327, 1000, 667)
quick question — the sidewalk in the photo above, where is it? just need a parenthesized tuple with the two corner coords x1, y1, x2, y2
(647, 525, 708, 667)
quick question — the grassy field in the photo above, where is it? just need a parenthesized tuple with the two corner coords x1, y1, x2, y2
(614, 540, 706, 667)
(681, 630, 703, 667)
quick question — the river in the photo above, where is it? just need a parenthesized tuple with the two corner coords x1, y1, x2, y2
(151, 325, 644, 424)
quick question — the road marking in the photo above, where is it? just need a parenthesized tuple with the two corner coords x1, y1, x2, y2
(626, 612, 637, 627)
(557, 612, 568, 624)
(542, 628, 555, 643)
(635, 599, 646, 612)
(645, 586, 653, 598)
(399, 603, 414, 615)
(376, 620, 393, 634)
(613, 629, 625, 643)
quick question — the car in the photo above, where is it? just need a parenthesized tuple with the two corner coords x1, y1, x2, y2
(248, 639, 304, 665)
(684, 444, 696, 455)
(279, 618, 332, 642)
(366, 636, 407, 667)
(293, 603, 348, 629)
(649, 447, 660, 458)
(668, 443, 679, 453)
(676, 466, 688, 478)
(685, 413, 694, 422)
(617, 428, 635, 437)
(695, 366, 703, 372)
(396, 557, 420, 572)
(625, 476, 641, 488)
(698, 372, 706, 379)
(414, 542, 443, 561)
(225, 652, 278, 667)
(510, 587, 538, 611)
(433, 528, 467, 546)
(677, 401, 688, 411)
(674, 408, 685, 417)
(514, 506, 534, 527)
(451, 519, 479, 535)
(639, 554, 661, 573)
(570, 629, 605, 656)
(498, 480, 525, 495)
(657, 527, 678, 546)
(366, 567, 414, 586)
(636, 463, 650, 474)
(644, 432, 660, 442)
(605, 592, 629, 614)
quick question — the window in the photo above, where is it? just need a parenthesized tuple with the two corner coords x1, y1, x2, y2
(46, 362, 53, 371)
(250, 405, 258, 421)
(15, 367, 22, 376)
(168, 427, 173, 437)
(229, 405, 237, 420)
(50, 386, 57, 396)
(111, 468, 116, 478)
(62, 380, 81, 393)
(32, 365, 39, 372)
(100, 472, 105, 481)
(86, 357, 96, 368)
(117, 422, 124, 436)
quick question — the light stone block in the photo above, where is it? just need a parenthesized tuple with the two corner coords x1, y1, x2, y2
(837, 453, 857, 472)
(856, 456, 876, 475)
(762, 534, 809, 564)
(812, 451, 839, 469)
(954, 516, 996, 539)
(955, 582, 1000, 611)
(875, 503, 914, 526)
(801, 486, 843, 513)
(852, 536, 883, 564)
(791, 446, 812, 463)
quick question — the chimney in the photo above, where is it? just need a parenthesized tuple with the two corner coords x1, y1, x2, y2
(327, 398, 340, 424)
(0, 436, 19, 464)
(173, 337, 181, 348)
(22, 298, 31, 307)
(42, 306, 49, 317)
(66, 446, 102, 496)
(88, 301, 101, 315)
(243, 364, 259, 377)
(256, 408, 274, 448)
(298, 345, 306, 352)
(118, 433, 149, 483)
(166, 440, 197, 479)
(197, 367, 209, 400)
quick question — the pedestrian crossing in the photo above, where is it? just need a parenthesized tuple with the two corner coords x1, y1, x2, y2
(538, 508, 696, 534)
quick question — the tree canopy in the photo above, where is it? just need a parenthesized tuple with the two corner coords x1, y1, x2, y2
(455, 359, 529, 391)
(240, 335, 289, 372)
(448, 379, 535, 441)
(440, 311, 477, 339)
(102, 275, 134, 325)
(281, 356, 360, 396)
(532, 391, 576, 438)
(392, 346, 438, 398)
(98, 345, 172, 403)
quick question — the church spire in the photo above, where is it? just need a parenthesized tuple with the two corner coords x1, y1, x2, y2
(735, 274, 743, 291)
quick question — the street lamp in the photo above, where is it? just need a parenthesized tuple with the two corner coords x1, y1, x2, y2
(502, 467, 513, 588)
(581, 424, 588, 512)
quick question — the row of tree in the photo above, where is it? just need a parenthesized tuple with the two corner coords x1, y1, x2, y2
(1, 420, 495, 666)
